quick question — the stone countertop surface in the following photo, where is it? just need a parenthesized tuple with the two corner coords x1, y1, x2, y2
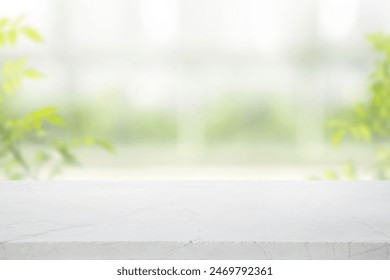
(0, 180, 389, 259)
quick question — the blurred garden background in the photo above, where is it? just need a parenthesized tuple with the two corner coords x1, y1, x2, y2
(1, 0, 390, 180)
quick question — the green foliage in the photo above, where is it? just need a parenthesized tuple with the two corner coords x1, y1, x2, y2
(61, 95, 178, 144)
(205, 95, 296, 144)
(62, 93, 295, 146)
(0, 17, 113, 179)
(0, 16, 43, 47)
(325, 32, 390, 180)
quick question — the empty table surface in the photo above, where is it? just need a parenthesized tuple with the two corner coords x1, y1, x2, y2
(0, 181, 389, 259)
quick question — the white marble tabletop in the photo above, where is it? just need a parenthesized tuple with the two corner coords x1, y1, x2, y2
(0, 181, 389, 259)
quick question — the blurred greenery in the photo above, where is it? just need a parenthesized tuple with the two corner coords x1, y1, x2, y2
(205, 95, 296, 144)
(4, 19, 387, 180)
(0, 16, 113, 180)
(42, 93, 297, 147)
(324, 32, 390, 180)
(62, 94, 177, 144)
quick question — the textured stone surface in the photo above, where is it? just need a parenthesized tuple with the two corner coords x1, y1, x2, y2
(0, 181, 389, 259)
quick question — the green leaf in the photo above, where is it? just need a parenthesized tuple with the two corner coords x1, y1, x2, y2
(15, 57, 27, 71)
(84, 136, 95, 145)
(23, 69, 44, 79)
(21, 26, 44, 43)
(96, 140, 115, 152)
(354, 104, 367, 119)
(55, 143, 78, 165)
(0, 31, 6, 46)
(331, 129, 346, 147)
(12, 76, 22, 89)
(47, 115, 65, 126)
(35, 151, 50, 164)
(8, 28, 18, 46)
(358, 124, 372, 141)
(31, 107, 57, 119)
(0, 17, 9, 28)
